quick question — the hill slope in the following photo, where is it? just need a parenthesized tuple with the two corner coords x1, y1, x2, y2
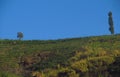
(0, 34, 120, 77)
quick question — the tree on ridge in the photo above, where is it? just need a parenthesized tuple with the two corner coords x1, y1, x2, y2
(17, 32, 23, 40)
(108, 11, 114, 35)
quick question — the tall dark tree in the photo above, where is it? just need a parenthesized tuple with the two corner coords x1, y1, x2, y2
(108, 11, 114, 35)
(17, 32, 23, 40)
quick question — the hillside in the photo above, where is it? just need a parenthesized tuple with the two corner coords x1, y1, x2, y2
(0, 34, 120, 77)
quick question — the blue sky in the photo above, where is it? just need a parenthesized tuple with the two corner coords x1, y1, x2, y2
(0, 0, 120, 40)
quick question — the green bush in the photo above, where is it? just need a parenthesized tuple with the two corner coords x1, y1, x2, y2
(0, 72, 22, 77)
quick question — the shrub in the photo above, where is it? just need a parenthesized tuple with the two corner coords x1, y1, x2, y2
(71, 59, 88, 73)
(58, 68, 79, 77)
(87, 56, 115, 72)
(0, 72, 22, 77)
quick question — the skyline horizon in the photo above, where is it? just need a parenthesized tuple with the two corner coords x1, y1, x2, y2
(0, 0, 120, 40)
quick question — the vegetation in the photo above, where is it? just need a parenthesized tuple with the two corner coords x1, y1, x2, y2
(108, 11, 114, 35)
(17, 32, 24, 40)
(0, 34, 120, 77)
(0, 71, 22, 77)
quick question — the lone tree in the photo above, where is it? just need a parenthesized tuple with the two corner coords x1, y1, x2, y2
(108, 11, 114, 35)
(17, 32, 23, 40)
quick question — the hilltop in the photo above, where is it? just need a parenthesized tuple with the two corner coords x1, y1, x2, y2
(0, 34, 120, 77)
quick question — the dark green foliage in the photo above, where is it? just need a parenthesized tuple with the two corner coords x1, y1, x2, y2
(108, 56, 120, 73)
(108, 11, 114, 34)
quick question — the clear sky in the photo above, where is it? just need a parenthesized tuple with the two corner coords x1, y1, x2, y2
(0, 0, 120, 40)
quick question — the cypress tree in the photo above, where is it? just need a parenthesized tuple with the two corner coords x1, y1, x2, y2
(108, 11, 114, 35)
